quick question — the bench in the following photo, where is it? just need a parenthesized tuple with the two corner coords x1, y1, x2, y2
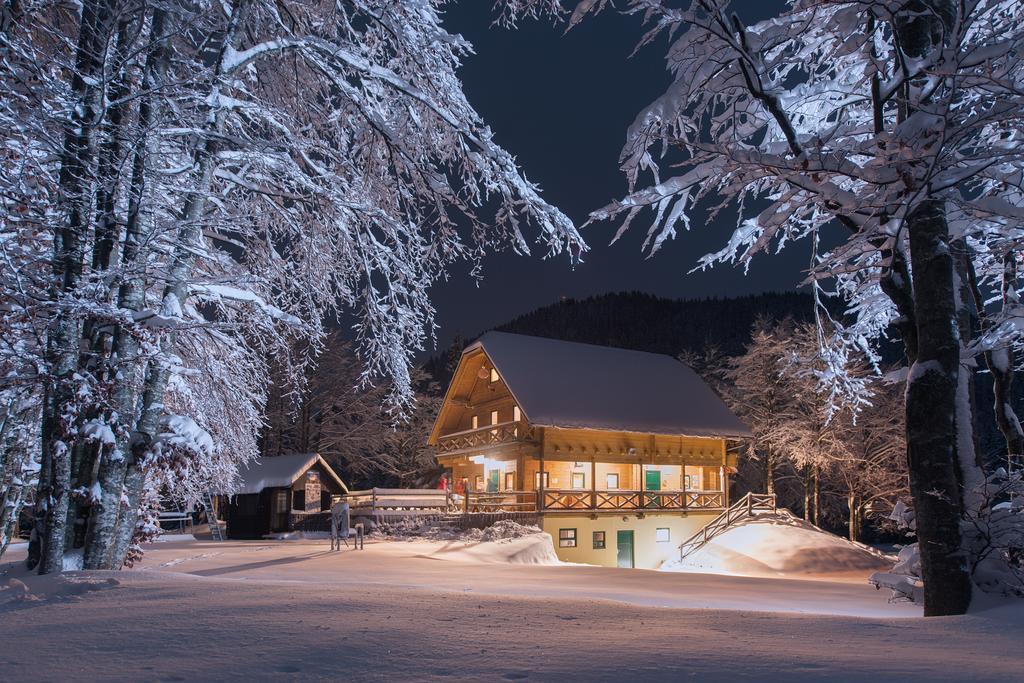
(158, 510, 194, 534)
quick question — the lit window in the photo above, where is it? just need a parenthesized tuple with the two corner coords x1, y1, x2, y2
(656, 528, 670, 543)
(471, 415, 478, 429)
(474, 475, 484, 490)
(592, 531, 606, 549)
(490, 410, 499, 425)
(513, 405, 521, 422)
(505, 472, 515, 490)
(534, 472, 549, 489)
(606, 473, 619, 489)
(490, 368, 499, 383)
(571, 472, 585, 489)
(558, 528, 577, 548)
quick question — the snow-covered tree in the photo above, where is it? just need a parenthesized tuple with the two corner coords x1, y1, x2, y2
(263, 336, 442, 488)
(722, 318, 795, 497)
(505, 0, 1024, 615)
(1, 0, 583, 572)
(724, 319, 907, 537)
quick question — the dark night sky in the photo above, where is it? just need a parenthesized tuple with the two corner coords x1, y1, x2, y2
(428, 1, 802, 351)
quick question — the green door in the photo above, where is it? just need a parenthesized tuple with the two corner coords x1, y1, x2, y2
(645, 469, 661, 491)
(487, 470, 500, 492)
(616, 530, 634, 568)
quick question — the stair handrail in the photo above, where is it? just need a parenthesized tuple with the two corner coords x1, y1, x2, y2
(677, 492, 776, 560)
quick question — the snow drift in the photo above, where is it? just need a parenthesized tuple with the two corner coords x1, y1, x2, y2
(660, 513, 893, 578)
(428, 534, 562, 566)
(424, 521, 562, 566)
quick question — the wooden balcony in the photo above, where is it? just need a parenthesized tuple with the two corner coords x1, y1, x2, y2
(435, 420, 537, 456)
(542, 489, 725, 513)
(453, 489, 726, 513)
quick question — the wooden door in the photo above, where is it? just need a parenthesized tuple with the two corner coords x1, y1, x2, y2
(616, 530, 634, 568)
(270, 489, 290, 532)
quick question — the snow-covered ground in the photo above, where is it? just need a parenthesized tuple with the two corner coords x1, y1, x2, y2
(661, 511, 894, 580)
(0, 536, 1021, 681)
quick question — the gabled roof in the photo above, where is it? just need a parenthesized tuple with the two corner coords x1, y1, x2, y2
(232, 453, 348, 495)
(439, 331, 751, 439)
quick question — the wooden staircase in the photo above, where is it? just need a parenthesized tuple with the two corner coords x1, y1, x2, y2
(677, 492, 777, 560)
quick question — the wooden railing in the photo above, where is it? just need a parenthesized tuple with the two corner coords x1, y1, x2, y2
(345, 488, 454, 512)
(464, 490, 537, 513)
(542, 489, 726, 512)
(435, 420, 537, 455)
(677, 492, 777, 559)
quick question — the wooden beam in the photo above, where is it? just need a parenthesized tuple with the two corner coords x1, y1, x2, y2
(590, 457, 597, 509)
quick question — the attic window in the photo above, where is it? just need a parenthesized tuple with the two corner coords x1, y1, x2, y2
(513, 405, 521, 422)
(471, 415, 479, 429)
(489, 367, 499, 383)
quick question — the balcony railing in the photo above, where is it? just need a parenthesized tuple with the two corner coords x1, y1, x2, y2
(542, 489, 725, 512)
(436, 420, 537, 455)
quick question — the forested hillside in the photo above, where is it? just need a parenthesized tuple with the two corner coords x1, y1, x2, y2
(425, 291, 816, 383)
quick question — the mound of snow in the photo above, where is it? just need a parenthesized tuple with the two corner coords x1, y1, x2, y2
(428, 533, 561, 566)
(661, 512, 893, 578)
(371, 518, 559, 564)
(475, 520, 545, 543)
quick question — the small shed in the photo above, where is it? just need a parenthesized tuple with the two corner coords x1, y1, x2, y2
(224, 453, 348, 539)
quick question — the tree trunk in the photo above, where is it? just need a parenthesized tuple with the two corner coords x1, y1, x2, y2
(848, 492, 858, 542)
(94, 0, 252, 567)
(904, 199, 972, 616)
(765, 448, 775, 496)
(951, 240, 985, 501)
(967, 253, 1024, 462)
(803, 466, 811, 521)
(38, 0, 117, 574)
(812, 463, 820, 526)
(70, 16, 138, 556)
(82, 6, 171, 570)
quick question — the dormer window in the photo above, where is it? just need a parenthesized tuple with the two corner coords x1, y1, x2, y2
(489, 367, 499, 383)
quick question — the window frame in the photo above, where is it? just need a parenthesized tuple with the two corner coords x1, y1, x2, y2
(534, 471, 549, 489)
(471, 415, 479, 430)
(656, 527, 671, 543)
(571, 472, 586, 489)
(490, 410, 499, 426)
(606, 473, 620, 490)
(489, 367, 499, 383)
(558, 528, 577, 548)
(592, 531, 606, 550)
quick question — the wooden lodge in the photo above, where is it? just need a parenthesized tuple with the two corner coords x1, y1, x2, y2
(224, 453, 348, 539)
(428, 332, 752, 568)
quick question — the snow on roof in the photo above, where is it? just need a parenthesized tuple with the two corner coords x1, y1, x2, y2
(473, 331, 752, 439)
(233, 453, 348, 495)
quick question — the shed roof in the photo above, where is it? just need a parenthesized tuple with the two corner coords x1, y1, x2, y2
(461, 331, 751, 439)
(233, 453, 348, 495)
